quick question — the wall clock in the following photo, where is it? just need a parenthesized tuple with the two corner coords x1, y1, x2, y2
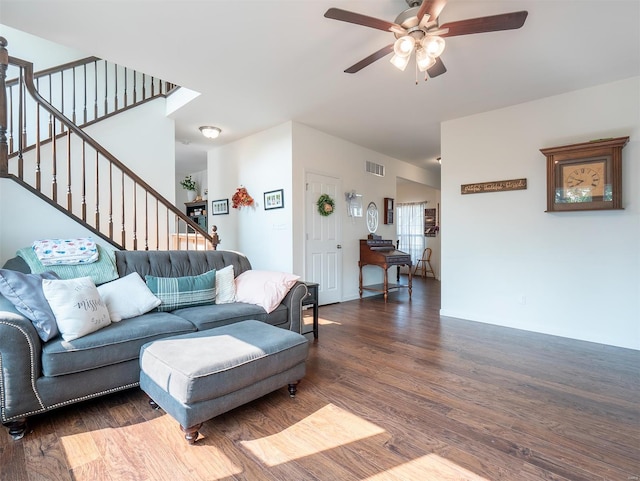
(366, 202, 378, 233)
(540, 136, 628, 212)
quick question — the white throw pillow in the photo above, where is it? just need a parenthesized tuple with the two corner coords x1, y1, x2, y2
(234, 270, 300, 313)
(97, 272, 161, 321)
(215, 265, 236, 304)
(42, 277, 111, 341)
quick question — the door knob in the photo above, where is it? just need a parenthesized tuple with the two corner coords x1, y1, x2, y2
(337, 245, 342, 249)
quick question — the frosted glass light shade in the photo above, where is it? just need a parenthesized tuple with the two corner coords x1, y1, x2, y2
(390, 54, 411, 71)
(393, 36, 415, 57)
(199, 126, 221, 139)
(416, 48, 437, 71)
(421, 35, 445, 57)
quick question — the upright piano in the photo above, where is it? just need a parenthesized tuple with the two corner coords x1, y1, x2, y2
(359, 237, 412, 302)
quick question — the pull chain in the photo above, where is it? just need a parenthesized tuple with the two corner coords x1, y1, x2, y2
(414, 59, 429, 84)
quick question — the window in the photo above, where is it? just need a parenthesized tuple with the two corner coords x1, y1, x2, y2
(396, 202, 427, 266)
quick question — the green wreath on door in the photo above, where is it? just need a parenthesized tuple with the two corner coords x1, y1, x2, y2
(316, 194, 335, 216)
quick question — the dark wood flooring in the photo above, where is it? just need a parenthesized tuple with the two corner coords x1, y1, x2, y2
(2, 277, 638, 480)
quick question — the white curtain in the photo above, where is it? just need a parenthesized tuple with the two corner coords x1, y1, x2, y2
(396, 202, 427, 266)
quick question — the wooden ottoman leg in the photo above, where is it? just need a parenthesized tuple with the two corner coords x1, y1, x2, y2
(147, 396, 200, 444)
(288, 381, 299, 398)
(181, 423, 203, 444)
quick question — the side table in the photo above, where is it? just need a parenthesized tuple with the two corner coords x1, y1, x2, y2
(301, 282, 319, 339)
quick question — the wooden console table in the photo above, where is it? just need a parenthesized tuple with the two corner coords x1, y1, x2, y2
(358, 238, 412, 302)
(301, 282, 319, 339)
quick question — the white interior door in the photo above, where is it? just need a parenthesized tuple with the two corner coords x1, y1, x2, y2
(305, 172, 342, 305)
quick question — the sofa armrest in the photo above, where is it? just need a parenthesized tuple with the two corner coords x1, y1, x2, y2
(0, 299, 46, 422)
(280, 281, 308, 334)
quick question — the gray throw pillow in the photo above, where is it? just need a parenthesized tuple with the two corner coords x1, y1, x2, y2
(0, 269, 60, 341)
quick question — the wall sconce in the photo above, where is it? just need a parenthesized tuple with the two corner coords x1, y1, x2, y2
(199, 126, 222, 139)
(345, 191, 363, 217)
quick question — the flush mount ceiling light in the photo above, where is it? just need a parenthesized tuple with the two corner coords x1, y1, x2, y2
(199, 126, 221, 139)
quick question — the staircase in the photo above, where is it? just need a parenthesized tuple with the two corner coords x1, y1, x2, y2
(0, 36, 214, 251)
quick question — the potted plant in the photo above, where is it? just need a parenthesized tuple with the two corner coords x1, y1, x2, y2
(180, 175, 197, 202)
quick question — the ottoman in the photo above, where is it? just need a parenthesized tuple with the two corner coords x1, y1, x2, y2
(139, 320, 309, 443)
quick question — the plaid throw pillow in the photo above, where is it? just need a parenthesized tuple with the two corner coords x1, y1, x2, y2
(145, 269, 216, 312)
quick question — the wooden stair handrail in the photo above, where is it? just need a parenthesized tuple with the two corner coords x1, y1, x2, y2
(6, 55, 177, 99)
(6, 56, 100, 87)
(16, 56, 205, 232)
(6, 54, 178, 152)
(0, 37, 213, 249)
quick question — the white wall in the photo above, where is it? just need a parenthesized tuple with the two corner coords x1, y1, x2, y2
(441, 76, 640, 350)
(207, 123, 294, 272)
(86, 99, 176, 202)
(0, 180, 115, 262)
(0, 24, 86, 70)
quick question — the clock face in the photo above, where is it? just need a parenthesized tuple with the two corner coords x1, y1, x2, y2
(562, 161, 606, 197)
(366, 202, 378, 233)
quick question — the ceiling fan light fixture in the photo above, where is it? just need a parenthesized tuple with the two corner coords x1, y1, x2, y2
(325, 4, 528, 81)
(421, 35, 445, 58)
(199, 126, 221, 139)
(390, 53, 411, 71)
(393, 36, 415, 57)
(416, 47, 436, 71)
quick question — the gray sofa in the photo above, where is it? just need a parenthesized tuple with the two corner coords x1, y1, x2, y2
(0, 250, 308, 439)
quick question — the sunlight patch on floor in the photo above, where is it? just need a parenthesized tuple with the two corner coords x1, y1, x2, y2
(59, 431, 100, 469)
(146, 416, 244, 479)
(303, 316, 341, 328)
(318, 316, 340, 326)
(301, 316, 341, 334)
(362, 454, 490, 481)
(241, 403, 385, 467)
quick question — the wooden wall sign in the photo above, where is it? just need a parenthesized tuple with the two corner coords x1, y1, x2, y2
(461, 178, 527, 195)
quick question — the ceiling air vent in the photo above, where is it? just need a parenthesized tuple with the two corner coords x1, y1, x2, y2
(365, 160, 385, 177)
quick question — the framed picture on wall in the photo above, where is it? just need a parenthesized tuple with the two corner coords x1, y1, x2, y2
(211, 199, 229, 215)
(424, 207, 438, 237)
(264, 189, 284, 210)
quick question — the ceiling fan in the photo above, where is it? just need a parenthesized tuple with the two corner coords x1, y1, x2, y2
(324, 0, 528, 80)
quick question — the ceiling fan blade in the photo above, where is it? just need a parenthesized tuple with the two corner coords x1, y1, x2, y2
(439, 11, 528, 37)
(344, 44, 394, 74)
(427, 57, 447, 78)
(325, 8, 406, 35)
(417, 0, 448, 23)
